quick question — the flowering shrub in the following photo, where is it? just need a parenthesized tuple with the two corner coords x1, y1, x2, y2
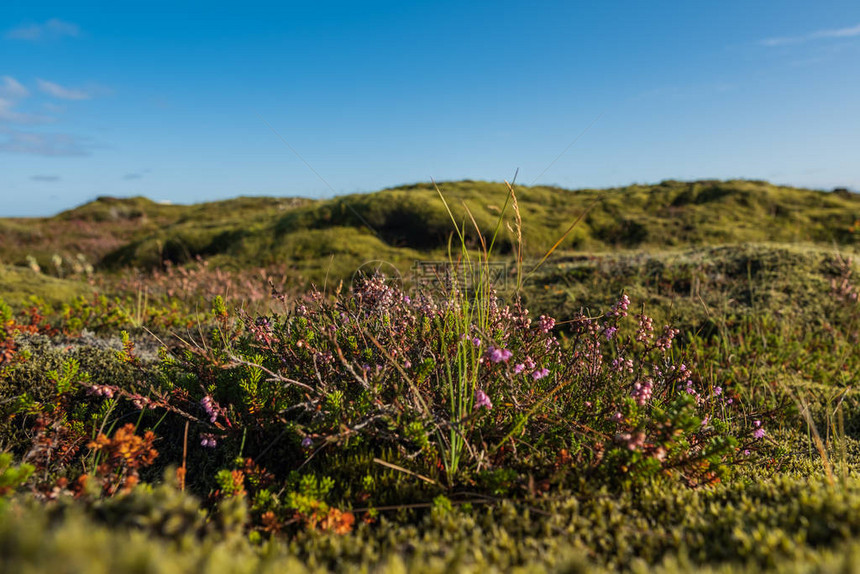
(143, 275, 741, 490)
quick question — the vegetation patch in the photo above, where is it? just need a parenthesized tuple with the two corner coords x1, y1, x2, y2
(1, 180, 860, 572)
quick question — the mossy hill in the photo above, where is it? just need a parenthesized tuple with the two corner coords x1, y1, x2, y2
(1, 180, 857, 287)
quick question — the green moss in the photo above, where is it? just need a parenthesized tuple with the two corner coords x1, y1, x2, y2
(5, 179, 858, 284)
(0, 264, 90, 307)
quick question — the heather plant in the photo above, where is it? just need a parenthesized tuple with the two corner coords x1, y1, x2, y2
(4, 182, 747, 507)
(133, 272, 743, 498)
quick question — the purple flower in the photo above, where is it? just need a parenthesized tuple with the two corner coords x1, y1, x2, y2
(475, 389, 493, 410)
(632, 379, 653, 406)
(753, 428, 766, 439)
(200, 395, 218, 423)
(713, 386, 722, 396)
(537, 315, 556, 334)
(603, 326, 618, 340)
(609, 294, 630, 317)
(472, 337, 482, 347)
(301, 436, 313, 449)
(513, 363, 525, 374)
(200, 433, 217, 448)
(532, 367, 549, 380)
(487, 346, 513, 363)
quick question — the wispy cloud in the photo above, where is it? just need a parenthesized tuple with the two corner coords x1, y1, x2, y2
(6, 18, 80, 41)
(31, 175, 61, 182)
(0, 128, 92, 156)
(123, 173, 143, 180)
(37, 79, 92, 100)
(0, 97, 52, 124)
(43, 102, 65, 113)
(0, 76, 29, 99)
(762, 23, 860, 46)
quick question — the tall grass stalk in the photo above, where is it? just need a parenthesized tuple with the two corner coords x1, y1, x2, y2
(430, 177, 588, 483)
(432, 179, 521, 483)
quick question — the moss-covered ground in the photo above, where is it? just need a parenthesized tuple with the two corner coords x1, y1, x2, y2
(1, 179, 860, 572)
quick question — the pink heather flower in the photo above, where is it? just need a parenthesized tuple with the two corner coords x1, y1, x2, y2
(655, 326, 680, 352)
(537, 315, 556, 333)
(301, 437, 313, 449)
(713, 386, 722, 396)
(753, 427, 766, 439)
(200, 433, 217, 448)
(603, 326, 618, 340)
(89, 385, 115, 398)
(487, 346, 513, 363)
(609, 294, 630, 318)
(513, 363, 525, 374)
(611, 412, 623, 422)
(472, 337, 482, 347)
(631, 378, 653, 406)
(200, 395, 218, 423)
(532, 367, 549, 380)
(636, 314, 654, 342)
(475, 389, 493, 410)
(611, 357, 634, 374)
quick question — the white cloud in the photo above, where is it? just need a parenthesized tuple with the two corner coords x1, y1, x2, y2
(0, 97, 51, 124)
(762, 22, 860, 46)
(812, 23, 860, 39)
(0, 76, 29, 99)
(0, 128, 91, 156)
(0, 98, 22, 121)
(37, 79, 91, 100)
(6, 19, 80, 41)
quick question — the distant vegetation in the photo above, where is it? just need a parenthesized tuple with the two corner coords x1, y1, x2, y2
(1, 179, 860, 572)
(1, 179, 857, 291)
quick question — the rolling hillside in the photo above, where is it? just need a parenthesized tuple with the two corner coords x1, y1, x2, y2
(1, 179, 857, 292)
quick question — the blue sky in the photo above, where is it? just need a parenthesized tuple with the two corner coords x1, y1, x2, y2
(2, 1, 859, 216)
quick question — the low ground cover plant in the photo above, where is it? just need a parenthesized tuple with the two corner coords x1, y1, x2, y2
(1, 182, 859, 572)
